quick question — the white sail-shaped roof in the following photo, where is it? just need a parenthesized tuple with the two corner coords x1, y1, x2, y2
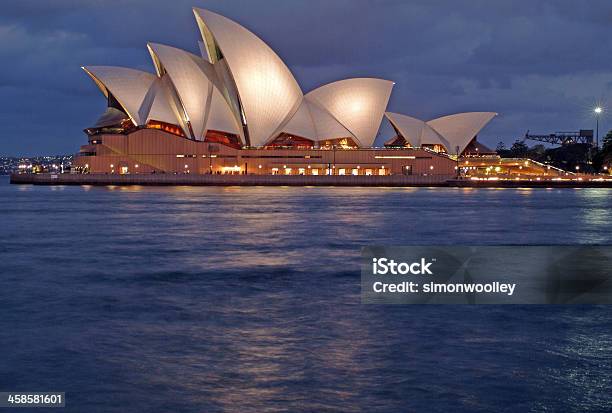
(148, 43, 241, 139)
(385, 112, 449, 149)
(427, 112, 497, 154)
(280, 99, 317, 139)
(212, 58, 243, 135)
(81, 10, 503, 156)
(146, 76, 189, 135)
(307, 99, 355, 142)
(82, 66, 157, 126)
(273, 97, 356, 144)
(147, 43, 213, 140)
(305, 78, 394, 147)
(193, 8, 303, 147)
(206, 85, 241, 135)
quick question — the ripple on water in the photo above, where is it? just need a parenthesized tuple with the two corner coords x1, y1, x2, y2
(0, 180, 611, 412)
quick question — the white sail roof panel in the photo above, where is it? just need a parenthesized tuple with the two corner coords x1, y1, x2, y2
(385, 112, 450, 149)
(193, 8, 303, 147)
(306, 99, 355, 141)
(147, 43, 213, 140)
(427, 112, 497, 154)
(82, 66, 157, 126)
(205, 86, 241, 135)
(280, 98, 317, 139)
(306, 78, 394, 147)
(146, 76, 188, 134)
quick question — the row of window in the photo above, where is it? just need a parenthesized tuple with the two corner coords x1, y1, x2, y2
(270, 167, 387, 176)
(241, 155, 322, 159)
(176, 154, 237, 159)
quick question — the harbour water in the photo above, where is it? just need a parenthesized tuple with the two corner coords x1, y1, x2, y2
(1, 178, 611, 412)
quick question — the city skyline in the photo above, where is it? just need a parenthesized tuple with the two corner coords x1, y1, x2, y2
(1, 0, 610, 155)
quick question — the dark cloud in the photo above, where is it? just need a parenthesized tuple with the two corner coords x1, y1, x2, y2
(0, 0, 610, 155)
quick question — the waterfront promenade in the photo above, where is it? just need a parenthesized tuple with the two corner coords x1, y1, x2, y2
(9, 173, 612, 188)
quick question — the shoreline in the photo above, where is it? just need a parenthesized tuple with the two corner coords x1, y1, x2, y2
(9, 173, 612, 188)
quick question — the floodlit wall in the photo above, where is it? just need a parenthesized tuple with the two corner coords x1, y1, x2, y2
(74, 129, 457, 176)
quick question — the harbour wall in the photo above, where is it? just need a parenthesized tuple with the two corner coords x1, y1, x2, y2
(10, 173, 612, 188)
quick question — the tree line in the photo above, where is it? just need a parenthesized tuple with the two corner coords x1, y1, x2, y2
(496, 130, 612, 173)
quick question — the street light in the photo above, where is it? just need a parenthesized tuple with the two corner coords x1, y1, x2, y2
(455, 145, 460, 179)
(594, 107, 603, 148)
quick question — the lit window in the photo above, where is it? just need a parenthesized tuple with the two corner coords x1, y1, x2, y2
(284, 168, 292, 175)
(311, 169, 319, 175)
(351, 168, 358, 175)
(338, 168, 346, 175)
(365, 169, 373, 176)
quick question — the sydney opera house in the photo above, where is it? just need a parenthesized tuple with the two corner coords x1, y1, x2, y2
(74, 8, 498, 177)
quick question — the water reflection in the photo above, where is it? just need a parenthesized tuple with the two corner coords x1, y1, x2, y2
(1, 180, 611, 412)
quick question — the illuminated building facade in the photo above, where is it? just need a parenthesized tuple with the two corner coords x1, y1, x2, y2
(74, 8, 498, 177)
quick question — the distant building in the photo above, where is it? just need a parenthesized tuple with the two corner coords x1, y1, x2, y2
(74, 8, 497, 176)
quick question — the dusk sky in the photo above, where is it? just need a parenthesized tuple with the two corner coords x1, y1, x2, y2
(1, 0, 611, 155)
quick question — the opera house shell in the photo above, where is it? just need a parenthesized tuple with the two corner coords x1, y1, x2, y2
(384, 112, 498, 155)
(74, 8, 497, 176)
